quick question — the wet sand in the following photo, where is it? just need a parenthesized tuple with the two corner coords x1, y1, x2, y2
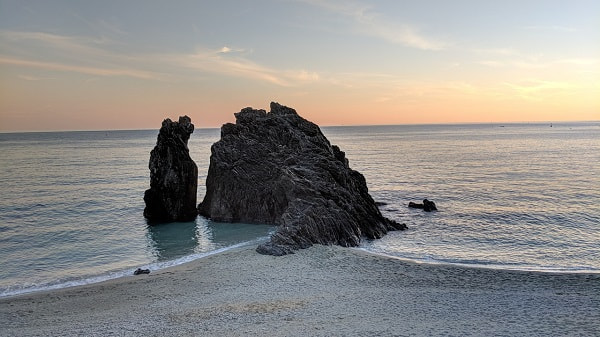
(1, 244, 598, 336)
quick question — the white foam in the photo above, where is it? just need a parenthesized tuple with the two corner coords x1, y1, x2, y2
(0, 239, 265, 298)
(355, 247, 600, 274)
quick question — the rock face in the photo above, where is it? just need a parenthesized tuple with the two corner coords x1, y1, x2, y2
(144, 116, 198, 223)
(198, 102, 406, 255)
(408, 199, 438, 212)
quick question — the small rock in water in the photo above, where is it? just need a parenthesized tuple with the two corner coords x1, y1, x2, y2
(408, 199, 437, 212)
(408, 202, 424, 209)
(423, 199, 437, 212)
(134, 268, 150, 275)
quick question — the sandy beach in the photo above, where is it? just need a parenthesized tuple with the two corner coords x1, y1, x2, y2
(1, 244, 598, 337)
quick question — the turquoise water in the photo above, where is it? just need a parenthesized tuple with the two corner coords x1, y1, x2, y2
(0, 129, 273, 297)
(1, 122, 599, 297)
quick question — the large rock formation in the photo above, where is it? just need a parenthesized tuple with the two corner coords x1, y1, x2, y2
(198, 102, 406, 255)
(144, 116, 198, 223)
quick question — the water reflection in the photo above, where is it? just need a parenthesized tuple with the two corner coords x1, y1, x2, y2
(146, 220, 208, 260)
(146, 217, 274, 261)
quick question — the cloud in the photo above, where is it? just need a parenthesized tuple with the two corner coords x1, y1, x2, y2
(0, 30, 158, 79)
(524, 25, 577, 32)
(1, 30, 320, 86)
(300, 0, 368, 16)
(555, 58, 600, 67)
(373, 80, 491, 103)
(183, 49, 288, 85)
(477, 55, 600, 70)
(472, 47, 519, 56)
(69, 9, 130, 38)
(0, 57, 158, 79)
(503, 79, 573, 100)
(478, 60, 504, 67)
(287, 70, 320, 82)
(18, 74, 54, 81)
(471, 44, 599, 71)
(176, 48, 320, 86)
(218, 46, 249, 55)
(0, 30, 114, 54)
(220, 46, 233, 53)
(366, 21, 446, 50)
(297, 0, 447, 50)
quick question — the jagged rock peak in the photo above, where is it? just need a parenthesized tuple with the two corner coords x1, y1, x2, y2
(269, 101, 298, 115)
(199, 102, 406, 255)
(157, 115, 194, 147)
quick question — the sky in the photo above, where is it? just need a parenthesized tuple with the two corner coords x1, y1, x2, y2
(0, 0, 599, 131)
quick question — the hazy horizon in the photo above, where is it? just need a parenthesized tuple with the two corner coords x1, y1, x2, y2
(1, 119, 598, 134)
(1, 1, 599, 132)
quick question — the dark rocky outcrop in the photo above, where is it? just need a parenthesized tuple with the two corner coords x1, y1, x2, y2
(408, 199, 437, 212)
(144, 116, 198, 223)
(198, 102, 406, 255)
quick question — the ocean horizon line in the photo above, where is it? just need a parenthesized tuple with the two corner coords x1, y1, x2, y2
(1, 119, 598, 134)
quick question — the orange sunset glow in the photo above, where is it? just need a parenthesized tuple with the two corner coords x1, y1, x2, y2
(1, 1, 598, 131)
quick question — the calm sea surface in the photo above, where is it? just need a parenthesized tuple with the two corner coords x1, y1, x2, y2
(0, 122, 599, 297)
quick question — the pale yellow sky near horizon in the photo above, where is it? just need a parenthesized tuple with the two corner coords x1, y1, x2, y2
(1, 0, 599, 132)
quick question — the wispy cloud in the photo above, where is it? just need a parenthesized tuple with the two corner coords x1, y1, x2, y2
(524, 25, 577, 32)
(180, 49, 289, 85)
(17, 74, 54, 81)
(286, 70, 320, 82)
(504, 79, 573, 100)
(372, 80, 493, 103)
(0, 30, 321, 86)
(477, 55, 600, 70)
(478, 60, 504, 67)
(0, 30, 158, 79)
(298, 0, 447, 50)
(69, 9, 130, 38)
(323, 71, 396, 88)
(471, 44, 599, 72)
(0, 57, 158, 79)
(472, 47, 519, 56)
(218, 46, 248, 54)
(175, 48, 320, 86)
(0, 30, 115, 54)
(219, 46, 234, 54)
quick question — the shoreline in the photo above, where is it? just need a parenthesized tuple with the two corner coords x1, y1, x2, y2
(357, 248, 600, 275)
(2, 244, 598, 336)
(0, 240, 263, 300)
(2, 240, 598, 300)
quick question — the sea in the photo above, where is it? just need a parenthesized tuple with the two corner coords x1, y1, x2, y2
(1, 122, 599, 297)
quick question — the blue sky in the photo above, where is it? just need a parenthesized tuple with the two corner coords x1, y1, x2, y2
(1, 0, 598, 131)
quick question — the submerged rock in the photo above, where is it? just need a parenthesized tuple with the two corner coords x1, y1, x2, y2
(199, 102, 406, 255)
(408, 199, 438, 212)
(144, 116, 198, 223)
